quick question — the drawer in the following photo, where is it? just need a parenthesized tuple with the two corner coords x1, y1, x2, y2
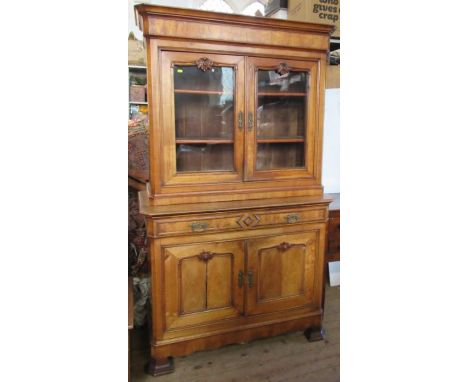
(154, 206, 327, 237)
(254, 207, 327, 228)
(156, 214, 242, 236)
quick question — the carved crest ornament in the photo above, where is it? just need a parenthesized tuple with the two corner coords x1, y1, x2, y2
(196, 57, 214, 72)
(276, 62, 290, 75)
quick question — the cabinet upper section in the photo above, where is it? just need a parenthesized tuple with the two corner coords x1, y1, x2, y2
(135, 5, 332, 206)
(135, 5, 334, 52)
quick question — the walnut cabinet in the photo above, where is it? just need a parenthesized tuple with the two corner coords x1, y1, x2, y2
(136, 5, 334, 376)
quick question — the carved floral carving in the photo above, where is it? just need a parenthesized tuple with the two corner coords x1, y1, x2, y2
(196, 57, 214, 72)
(276, 62, 290, 75)
(198, 251, 214, 262)
(277, 242, 292, 251)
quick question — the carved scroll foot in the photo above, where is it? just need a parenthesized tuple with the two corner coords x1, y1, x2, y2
(145, 356, 175, 376)
(304, 327, 325, 342)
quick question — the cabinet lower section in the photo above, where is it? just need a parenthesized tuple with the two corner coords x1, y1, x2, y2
(143, 202, 329, 375)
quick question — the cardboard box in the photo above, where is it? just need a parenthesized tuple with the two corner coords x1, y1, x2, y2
(326, 65, 340, 89)
(129, 85, 146, 102)
(128, 39, 146, 66)
(288, 0, 340, 37)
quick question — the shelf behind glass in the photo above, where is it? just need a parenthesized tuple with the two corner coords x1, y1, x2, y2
(175, 93, 234, 140)
(176, 143, 234, 172)
(256, 95, 306, 139)
(256, 142, 305, 170)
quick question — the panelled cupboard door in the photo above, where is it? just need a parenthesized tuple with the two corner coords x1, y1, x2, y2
(163, 240, 245, 331)
(246, 231, 323, 315)
(245, 57, 321, 181)
(160, 51, 245, 186)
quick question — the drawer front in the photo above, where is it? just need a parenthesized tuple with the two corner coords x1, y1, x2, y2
(254, 207, 326, 228)
(157, 215, 242, 236)
(154, 206, 328, 237)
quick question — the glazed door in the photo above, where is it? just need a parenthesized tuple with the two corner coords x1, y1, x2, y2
(245, 57, 320, 181)
(160, 51, 245, 186)
(163, 240, 245, 330)
(246, 231, 324, 315)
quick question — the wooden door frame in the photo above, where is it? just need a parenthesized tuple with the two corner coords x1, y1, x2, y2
(245, 57, 321, 181)
(245, 230, 323, 316)
(160, 51, 245, 186)
(161, 239, 245, 332)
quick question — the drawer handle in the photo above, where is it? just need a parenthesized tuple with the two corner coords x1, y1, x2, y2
(247, 270, 254, 288)
(190, 222, 208, 232)
(285, 214, 300, 224)
(238, 271, 244, 288)
(248, 112, 254, 132)
(198, 251, 214, 262)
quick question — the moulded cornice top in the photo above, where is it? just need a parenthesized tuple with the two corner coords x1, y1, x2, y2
(135, 4, 335, 36)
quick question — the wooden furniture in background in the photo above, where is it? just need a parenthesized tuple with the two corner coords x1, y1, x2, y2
(129, 65, 148, 118)
(326, 193, 340, 262)
(135, 5, 334, 376)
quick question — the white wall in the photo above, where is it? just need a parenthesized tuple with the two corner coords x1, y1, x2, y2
(129, 0, 200, 40)
(322, 89, 340, 193)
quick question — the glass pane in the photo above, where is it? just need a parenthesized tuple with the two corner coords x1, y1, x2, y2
(257, 96, 305, 139)
(256, 143, 305, 170)
(173, 64, 235, 173)
(255, 69, 308, 171)
(176, 144, 234, 172)
(257, 70, 307, 94)
(175, 93, 234, 139)
(174, 65, 234, 92)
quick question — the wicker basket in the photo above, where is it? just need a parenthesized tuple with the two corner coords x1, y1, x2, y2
(129, 85, 146, 102)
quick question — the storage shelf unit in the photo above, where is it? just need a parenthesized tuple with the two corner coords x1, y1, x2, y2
(135, 5, 333, 376)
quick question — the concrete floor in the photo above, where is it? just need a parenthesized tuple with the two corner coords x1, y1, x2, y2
(131, 286, 339, 382)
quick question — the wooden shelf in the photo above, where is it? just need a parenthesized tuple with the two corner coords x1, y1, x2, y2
(175, 89, 232, 95)
(128, 65, 147, 70)
(258, 92, 307, 97)
(257, 138, 305, 143)
(176, 139, 233, 145)
(129, 101, 148, 105)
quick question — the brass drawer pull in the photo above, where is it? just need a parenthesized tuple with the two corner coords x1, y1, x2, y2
(190, 221, 208, 232)
(238, 271, 244, 288)
(285, 214, 300, 224)
(247, 270, 254, 288)
(238, 111, 244, 130)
